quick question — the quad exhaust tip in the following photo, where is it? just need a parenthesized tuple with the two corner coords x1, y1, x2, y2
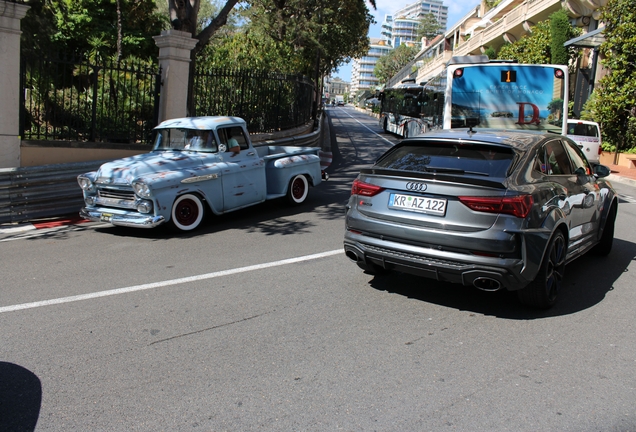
(473, 277, 501, 291)
(345, 250, 361, 263)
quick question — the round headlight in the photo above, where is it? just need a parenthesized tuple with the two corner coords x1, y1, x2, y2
(133, 181, 151, 198)
(137, 200, 153, 213)
(78, 176, 94, 191)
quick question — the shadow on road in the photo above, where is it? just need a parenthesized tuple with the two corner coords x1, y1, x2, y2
(366, 238, 636, 319)
(0, 362, 41, 432)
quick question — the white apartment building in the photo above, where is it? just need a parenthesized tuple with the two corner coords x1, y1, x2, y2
(349, 38, 393, 97)
(381, 15, 421, 48)
(381, 0, 449, 48)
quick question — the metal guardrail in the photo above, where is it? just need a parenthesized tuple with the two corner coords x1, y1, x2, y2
(255, 126, 320, 148)
(0, 123, 321, 225)
(0, 160, 108, 224)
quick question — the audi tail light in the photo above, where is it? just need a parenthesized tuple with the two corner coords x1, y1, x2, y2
(458, 194, 533, 218)
(351, 179, 384, 197)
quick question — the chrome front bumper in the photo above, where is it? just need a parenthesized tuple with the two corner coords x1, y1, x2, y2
(80, 208, 165, 229)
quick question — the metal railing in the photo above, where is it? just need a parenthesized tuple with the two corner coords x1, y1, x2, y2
(21, 54, 161, 145)
(193, 68, 314, 133)
(0, 121, 322, 224)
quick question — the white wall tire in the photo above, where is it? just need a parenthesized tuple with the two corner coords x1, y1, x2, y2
(171, 194, 204, 231)
(287, 175, 309, 205)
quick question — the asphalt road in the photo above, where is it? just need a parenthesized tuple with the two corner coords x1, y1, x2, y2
(2, 106, 636, 431)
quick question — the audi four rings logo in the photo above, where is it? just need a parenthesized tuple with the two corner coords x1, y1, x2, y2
(405, 182, 427, 192)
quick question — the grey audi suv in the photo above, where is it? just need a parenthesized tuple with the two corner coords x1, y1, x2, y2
(344, 129, 617, 308)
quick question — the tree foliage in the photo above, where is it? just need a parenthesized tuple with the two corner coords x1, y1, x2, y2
(373, 44, 418, 85)
(234, 0, 374, 77)
(417, 13, 443, 41)
(550, 9, 575, 65)
(21, 0, 166, 61)
(165, 0, 374, 113)
(496, 11, 580, 65)
(483, 46, 497, 59)
(497, 20, 552, 63)
(588, 0, 636, 152)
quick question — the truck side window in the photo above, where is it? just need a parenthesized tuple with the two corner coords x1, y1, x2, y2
(218, 127, 249, 151)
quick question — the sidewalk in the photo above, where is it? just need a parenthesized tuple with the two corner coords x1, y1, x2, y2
(605, 163, 636, 187)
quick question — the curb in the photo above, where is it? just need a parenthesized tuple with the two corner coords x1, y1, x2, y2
(607, 174, 636, 188)
(0, 215, 89, 234)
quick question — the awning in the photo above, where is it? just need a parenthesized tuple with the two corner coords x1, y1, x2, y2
(564, 26, 605, 49)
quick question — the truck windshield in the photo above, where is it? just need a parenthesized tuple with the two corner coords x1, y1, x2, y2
(153, 128, 218, 153)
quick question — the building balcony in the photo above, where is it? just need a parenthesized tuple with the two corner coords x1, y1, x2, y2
(454, 0, 561, 56)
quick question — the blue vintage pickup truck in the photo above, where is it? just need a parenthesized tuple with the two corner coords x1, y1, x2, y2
(78, 116, 325, 231)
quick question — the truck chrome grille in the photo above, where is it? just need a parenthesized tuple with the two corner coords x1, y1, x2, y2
(95, 187, 138, 210)
(98, 187, 136, 201)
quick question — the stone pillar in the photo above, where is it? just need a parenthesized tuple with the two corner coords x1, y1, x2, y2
(0, 1, 30, 168)
(153, 30, 198, 123)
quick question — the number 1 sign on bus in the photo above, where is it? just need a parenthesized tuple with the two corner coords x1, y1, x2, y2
(379, 56, 569, 137)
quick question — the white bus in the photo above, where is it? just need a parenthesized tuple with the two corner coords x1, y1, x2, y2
(378, 55, 569, 137)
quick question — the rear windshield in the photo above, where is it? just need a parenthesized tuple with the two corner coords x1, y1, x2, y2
(567, 123, 599, 137)
(375, 142, 515, 178)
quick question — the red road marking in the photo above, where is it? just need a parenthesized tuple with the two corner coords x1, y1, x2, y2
(32, 216, 90, 229)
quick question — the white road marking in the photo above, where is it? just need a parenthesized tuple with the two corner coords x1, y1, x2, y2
(0, 249, 343, 314)
(340, 109, 395, 146)
(0, 223, 36, 234)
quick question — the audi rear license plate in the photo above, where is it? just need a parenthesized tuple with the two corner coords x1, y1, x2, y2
(388, 193, 447, 216)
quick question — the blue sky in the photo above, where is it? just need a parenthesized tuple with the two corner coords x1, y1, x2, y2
(333, 0, 481, 81)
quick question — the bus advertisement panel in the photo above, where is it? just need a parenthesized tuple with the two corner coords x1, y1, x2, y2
(446, 63, 568, 134)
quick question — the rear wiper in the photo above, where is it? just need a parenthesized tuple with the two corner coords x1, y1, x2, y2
(425, 166, 490, 176)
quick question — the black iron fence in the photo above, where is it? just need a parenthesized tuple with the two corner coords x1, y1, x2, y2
(20, 56, 315, 145)
(20, 54, 161, 145)
(193, 68, 314, 133)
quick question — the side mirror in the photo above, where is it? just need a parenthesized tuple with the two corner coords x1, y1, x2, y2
(592, 163, 611, 178)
